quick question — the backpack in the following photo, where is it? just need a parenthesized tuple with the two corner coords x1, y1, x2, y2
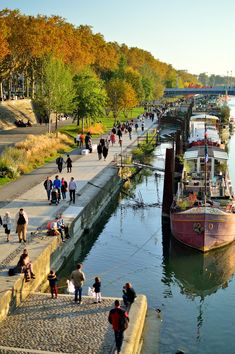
(118, 309, 129, 331)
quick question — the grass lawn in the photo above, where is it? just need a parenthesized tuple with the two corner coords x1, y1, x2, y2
(59, 107, 144, 138)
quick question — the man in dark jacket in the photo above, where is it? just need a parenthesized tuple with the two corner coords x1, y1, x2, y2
(122, 282, 137, 309)
(56, 156, 64, 173)
(108, 300, 129, 353)
(43, 176, 53, 201)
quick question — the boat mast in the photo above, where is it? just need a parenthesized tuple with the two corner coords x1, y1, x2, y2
(204, 117, 208, 205)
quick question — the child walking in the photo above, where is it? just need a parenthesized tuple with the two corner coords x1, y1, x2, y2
(93, 276, 102, 303)
(47, 270, 58, 299)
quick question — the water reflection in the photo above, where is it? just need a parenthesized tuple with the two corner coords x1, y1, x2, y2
(163, 238, 235, 299)
(161, 220, 235, 346)
(58, 193, 119, 287)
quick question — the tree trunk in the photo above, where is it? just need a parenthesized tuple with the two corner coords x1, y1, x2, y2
(8, 77, 12, 100)
(22, 73, 25, 97)
(48, 111, 51, 134)
(55, 112, 58, 137)
(26, 76, 30, 98)
(0, 81, 3, 101)
(31, 68, 35, 99)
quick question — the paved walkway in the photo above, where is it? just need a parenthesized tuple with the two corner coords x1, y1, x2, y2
(0, 117, 156, 292)
(0, 294, 115, 354)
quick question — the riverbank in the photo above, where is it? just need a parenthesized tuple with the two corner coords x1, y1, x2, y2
(0, 115, 157, 352)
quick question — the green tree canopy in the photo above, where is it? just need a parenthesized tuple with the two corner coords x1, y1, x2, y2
(73, 68, 107, 129)
(35, 57, 74, 132)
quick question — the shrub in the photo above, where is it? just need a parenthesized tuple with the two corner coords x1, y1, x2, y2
(85, 123, 104, 135)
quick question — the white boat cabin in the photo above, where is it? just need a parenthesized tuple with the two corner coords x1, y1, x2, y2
(189, 114, 220, 144)
(182, 146, 232, 198)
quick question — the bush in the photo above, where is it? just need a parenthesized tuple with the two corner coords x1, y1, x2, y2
(85, 123, 104, 135)
(0, 160, 20, 179)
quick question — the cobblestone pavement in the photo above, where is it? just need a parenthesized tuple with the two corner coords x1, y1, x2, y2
(0, 294, 115, 354)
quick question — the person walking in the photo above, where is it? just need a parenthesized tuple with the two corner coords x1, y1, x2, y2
(93, 276, 102, 304)
(102, 144, 108, 161)
(119, 135, 123, 147)
(2, 211, 12, 242)
(117, 128, 122, 143)
(110, 132, 116, 146)
(15, 208, 28, 243)
(61, 177, 68, 200)
(43, 176, 53, 201)
(65, 155, 72, 173)
(108, 300, 129, 353)
(47, 270, 58, 299)
(69, 177, 77, 204)
(100, 137, 105, 147)
(141, 121, 145, 132)
(97, 143, 103, 160)
(70, 263, 86, 304)
(128, 125, 132, 140)
(85, 132, 91, 150)
(135, 122, 138, 132)
(56, 155, 64, 173)
(76, 133, 80, 146)
(53, 175, 61, 203)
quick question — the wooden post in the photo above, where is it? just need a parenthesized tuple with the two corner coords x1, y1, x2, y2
(0, 81, 3, 101)
(162, 148, 175, 217)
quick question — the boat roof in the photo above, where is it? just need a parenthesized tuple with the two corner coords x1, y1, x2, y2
(184, 146, 228, 160)
(190, 114, 219, 121)
(188, 128, 220, 143)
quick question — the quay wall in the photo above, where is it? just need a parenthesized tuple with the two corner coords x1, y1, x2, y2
(0, 165, 122, 321)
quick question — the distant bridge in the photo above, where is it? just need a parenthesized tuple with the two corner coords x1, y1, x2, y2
(164, 87, 235, 96)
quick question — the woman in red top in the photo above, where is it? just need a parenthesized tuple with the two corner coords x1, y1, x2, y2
(61, 178, 68, 200)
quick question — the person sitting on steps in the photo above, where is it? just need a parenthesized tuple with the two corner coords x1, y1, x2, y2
(17, 249, 36, 282)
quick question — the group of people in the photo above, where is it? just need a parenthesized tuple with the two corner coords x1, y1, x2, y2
(47, 215, 70, 242)
(107, 118, 146, 148)
(15, 119, 32, 127)
(75, 133, 85, 147)
(68, 263, 136, 353)
(97, 137, 109, 161)
(43, 175, 77, 205)
(56, 154, 72, 173)
(0, 208, 28, 243)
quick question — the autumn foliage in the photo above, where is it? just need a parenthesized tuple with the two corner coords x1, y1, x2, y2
(0, 8, 199, 107)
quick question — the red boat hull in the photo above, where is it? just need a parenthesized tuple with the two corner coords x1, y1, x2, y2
(170, 207, 235, 252)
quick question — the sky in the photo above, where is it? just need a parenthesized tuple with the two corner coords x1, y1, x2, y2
(1, 0, 235, 77)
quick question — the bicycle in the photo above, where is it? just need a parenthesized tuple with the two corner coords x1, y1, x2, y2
(30, 226, 48, 241)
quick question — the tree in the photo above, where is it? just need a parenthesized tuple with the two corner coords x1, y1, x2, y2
(73, 69, 107, 130)
(198, 73, 209, 86)
(106, 78, 138, 120)
(220, 106, 230, 124)
(35, 57, 74, 133)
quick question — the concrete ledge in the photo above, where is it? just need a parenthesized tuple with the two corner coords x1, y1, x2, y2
(121, 295, 147, 354)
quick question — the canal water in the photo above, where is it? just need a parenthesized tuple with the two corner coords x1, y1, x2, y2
(59, 100, 235, 354)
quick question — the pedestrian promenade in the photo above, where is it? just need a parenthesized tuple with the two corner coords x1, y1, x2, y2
(0, 293, 148, 354)
(0, 117, 157, 295)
